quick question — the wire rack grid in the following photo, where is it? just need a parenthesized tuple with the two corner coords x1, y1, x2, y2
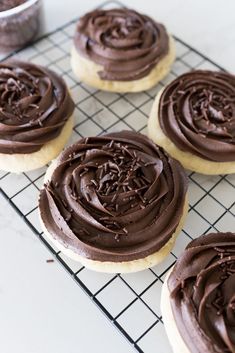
(0, 1, 235, 352)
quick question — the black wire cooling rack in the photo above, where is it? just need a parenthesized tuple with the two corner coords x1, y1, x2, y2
(0, 1, 234, 352)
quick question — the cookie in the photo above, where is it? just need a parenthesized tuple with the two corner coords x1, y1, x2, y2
(148, 70, 235, 174)
(71, 8, 175, 93)
(0, 60, 75, 173)
(39, 131, 188, 273)
(161, 232, 235, 353)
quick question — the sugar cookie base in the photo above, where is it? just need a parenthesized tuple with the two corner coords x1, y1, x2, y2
(148, 90, 235, 175)
(71, 36, 175, 93)
(39, 160, 188, 273)
(161, 269, 190, 353)
(0, 116, 74, 174)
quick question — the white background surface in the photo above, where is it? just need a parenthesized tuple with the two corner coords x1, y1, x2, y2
(0, 194, 133, 353)
(1, 1, 235, 353)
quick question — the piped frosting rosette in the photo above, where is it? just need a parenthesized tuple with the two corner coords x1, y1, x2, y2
(74, 8, 169, 81)
(168, 232, 235, 353)
(0, 60, 74, 154)
(159, 70, 235, 162)
(39, 131, 188, 262)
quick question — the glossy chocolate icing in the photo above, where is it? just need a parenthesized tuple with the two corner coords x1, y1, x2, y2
(0, 60, 74, 154)
(168, 232, 235, 353)
(74, 8, 169, 81)
(39, 131, 187, 262)
(159, 70, 235, 162)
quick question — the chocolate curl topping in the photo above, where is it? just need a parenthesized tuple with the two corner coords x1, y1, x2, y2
(0, 60, 74, 154)
(74, 8, 169, 81)
(159, 70, 235, 162)
(39, 130, 187, 262)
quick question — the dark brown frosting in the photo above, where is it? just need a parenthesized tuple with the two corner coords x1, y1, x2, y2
(159, 70, 235, 162)
(0, 0, 27, 12)
(168, 232, 235, 353)
(74, 8, 169, 81)
(0, 60, 74, 154)
(39, 131, 187, 262)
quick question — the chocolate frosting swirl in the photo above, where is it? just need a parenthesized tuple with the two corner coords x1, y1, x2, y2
(39, 131, 187, 262)
(74, 8, 169, 81)
(0, 61, 74, 154)
(168, 232, 235, 353)
(159, 71, 235, 162)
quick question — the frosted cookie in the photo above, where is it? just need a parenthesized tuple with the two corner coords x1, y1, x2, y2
(0, 60, 75, 173)
(161, 232, 235, 353)
(71, 8, 175, 93)
(39, 131, 188, 273)
(148, 70, 235, 174)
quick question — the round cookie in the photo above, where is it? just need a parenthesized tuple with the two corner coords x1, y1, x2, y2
(0, 60, 75, 173)
(39, 131, 188, 273)
(71, 8, 175, 93)
(161, 232, 235, 353)
(148, 70, 235, 174)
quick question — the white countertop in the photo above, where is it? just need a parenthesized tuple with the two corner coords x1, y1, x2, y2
(0, 194, 133, 353)
(1, 1, 235, 353)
